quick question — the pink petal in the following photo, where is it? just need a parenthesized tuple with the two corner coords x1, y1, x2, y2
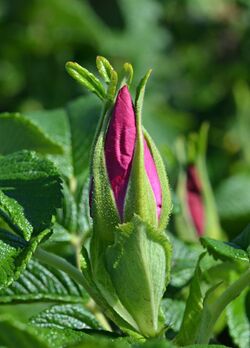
(186, 165, 204, 236)
(102, 85, 162, 221)
(144, 139, 162, 219)
(104, 85, 136, 219)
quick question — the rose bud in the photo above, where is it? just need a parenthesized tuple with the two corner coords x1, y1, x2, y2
(186, 164, 204, 236)
(89, 86, 162, 223)
(89, 81, 171, 337)
(104, 85, 162, 222)
(67, 58, 172, 338)
(175, 125, 223, 242)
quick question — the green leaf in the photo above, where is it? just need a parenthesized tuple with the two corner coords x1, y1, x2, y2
(161, 298, 185, 333)
(56, 181, 77, 234)
(0, 190, 32, 241)
(65, 95, 101, 182)
(0, 151, 62, 235)
(133, 339, 176, 348)
(66, 62, 106, 100)
(232, 224, 250, 258)
(0, 259, 88, 304)
(32, 327, 88, 348)
(0, 151, 62, 290)
(29, 95, 100, 183)
(0, 229, 50, 290)
(76, 179, 92, 237)
(24, 107, 72, 178)
(216, 174, 250, 226)
(30, 303, 100, 330)
(200, 237, 249, 264)
(175, 256, 204, 345)
(0, 315, 49, 348)
(68, 335, 130, 348)
(0, 317, 89, 348)
(0, 113, 64, 156)
(134, 342, 228, 348)
(184, 346, 229, 348)
(1, 95, 101, 184)
(227, 286, 250, 348)
(175, 254, 220, 346)
(169, 234, 202, 288)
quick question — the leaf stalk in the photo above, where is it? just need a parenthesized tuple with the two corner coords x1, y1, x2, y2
(196, 267, 250, 344)
(34, 247, 112, 331)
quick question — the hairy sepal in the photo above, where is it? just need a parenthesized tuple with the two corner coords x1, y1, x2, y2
(105, 215, 172, 337)
(143, 129, 172, 231)
(80, 248, 140, 336)
(89, 131, 140, 331)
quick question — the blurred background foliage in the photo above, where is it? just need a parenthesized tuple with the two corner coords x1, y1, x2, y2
(0, 0, 250, 236)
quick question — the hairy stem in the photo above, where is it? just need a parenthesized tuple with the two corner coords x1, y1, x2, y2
(196, 267, 250, 344)
(34, 247, 112, 331)
(35, 247, 85, 286)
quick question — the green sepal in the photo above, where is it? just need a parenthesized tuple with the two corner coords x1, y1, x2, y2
(105, 215, 172, 337)
(89, 131, 143, 332)
(96, 56, 114, 84)
(80, 248, 142, 336)
(143, 129, 172, 232)
(106, 70, 118, 104)
(65, 62, 106, 100)
(91, 131, 119, 246)
(96, 56, 118, 104)
(124, 143, 157, 227)
(120, 63, 134, 88)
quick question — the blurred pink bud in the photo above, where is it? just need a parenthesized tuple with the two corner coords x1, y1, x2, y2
(186, 165, 204, 236)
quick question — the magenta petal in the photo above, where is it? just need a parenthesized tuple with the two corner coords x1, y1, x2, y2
(144, 139, 162, 219)
(104, 85, 162, 221)
(186, 165, 204, 236)
(105, 85, 136, 218)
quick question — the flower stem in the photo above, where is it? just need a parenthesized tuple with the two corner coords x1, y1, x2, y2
(35, 247, 86, 286)
(34, 247, 112, 331)
(196, 267, 250, 344)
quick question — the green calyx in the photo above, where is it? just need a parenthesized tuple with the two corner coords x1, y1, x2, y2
(81, 215, 172, 338)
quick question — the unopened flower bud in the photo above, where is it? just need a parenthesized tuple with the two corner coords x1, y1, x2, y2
(89, 81, 171, 337)
(186, 164, 204, 236)
(67, 58, 172, 338)
(104, 85, 162, 222)
(175, 125, 223, 242)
